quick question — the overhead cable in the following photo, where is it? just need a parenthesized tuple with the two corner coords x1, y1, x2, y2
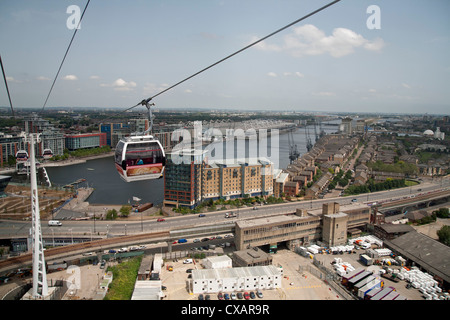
(39, 0, 91, 114)
(0, 54, 15, 118)
(124, 0, 342, 112)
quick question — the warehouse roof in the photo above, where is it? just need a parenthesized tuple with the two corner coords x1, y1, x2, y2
(384, 230, 450, 283)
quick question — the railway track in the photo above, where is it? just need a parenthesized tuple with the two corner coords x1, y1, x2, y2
(378, 189, 450, 209)
(0, 231, 170, 272)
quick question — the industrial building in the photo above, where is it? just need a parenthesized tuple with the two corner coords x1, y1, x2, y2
(190, 265, 282, 294)
(384, 230, 450, 290)
(232, 247, 273, 267)
(202, 255, 232, 269)
(234, 202, 371, 251)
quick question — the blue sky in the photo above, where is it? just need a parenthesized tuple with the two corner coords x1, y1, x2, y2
(0, 0, 449, 114)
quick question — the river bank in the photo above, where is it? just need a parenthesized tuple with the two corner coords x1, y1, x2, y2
(41, 151, 115, 168)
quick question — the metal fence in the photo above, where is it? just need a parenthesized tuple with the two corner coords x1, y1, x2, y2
(297, 258, 356, 300)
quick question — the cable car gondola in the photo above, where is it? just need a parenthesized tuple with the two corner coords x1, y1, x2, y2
(42, 148, 53, 160)
(15, 150, 28, 162)
(115, 135, 165, 182)
(114, 100, 166, 182)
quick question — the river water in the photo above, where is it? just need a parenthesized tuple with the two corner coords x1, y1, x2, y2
(45, 123, 339, 205)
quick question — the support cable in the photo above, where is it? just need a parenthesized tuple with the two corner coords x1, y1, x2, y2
(0, 54, 15, 118)
(39, 0, 91, 114)
(123, 0, 342, 112)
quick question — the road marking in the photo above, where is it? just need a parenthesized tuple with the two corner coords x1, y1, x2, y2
(285, 284, 322, 290)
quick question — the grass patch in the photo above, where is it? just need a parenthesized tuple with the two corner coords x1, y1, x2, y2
(104, 256, 142, 300)
(405, 180, 419, 187)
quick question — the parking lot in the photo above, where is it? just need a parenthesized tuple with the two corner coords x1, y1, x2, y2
(160, 249, 343, 300)
(312, 249, 424, 300)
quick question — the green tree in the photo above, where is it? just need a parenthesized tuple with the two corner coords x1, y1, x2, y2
(106, 209, 118, 220)
(435, 208, 449, 219)
(119, 205, 131, 217)
(437, 225, 450, 247)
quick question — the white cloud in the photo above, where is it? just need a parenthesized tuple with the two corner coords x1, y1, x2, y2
(184, 89, 192, 93)
(402, 83, 411, 89)
(267, 72, 277, 77)
(37, 76, 50, 81)
(283, 72, 304, 78)
(63, 74, 78, 81)
(142, 82, 168, 95)
(89, 75, 100, 80)
(254, 24, 385, 58)
(312, 91, 336, 97)
(101, 78, 137, 91)
(6, 76, 21, 83)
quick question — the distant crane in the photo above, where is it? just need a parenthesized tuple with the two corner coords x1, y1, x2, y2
(288, 128, 300, 163)
(305, 125, 313, 152)
(313, 120, 319, 141)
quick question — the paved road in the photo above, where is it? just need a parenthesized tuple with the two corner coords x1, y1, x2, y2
(0, 177, 448, 240)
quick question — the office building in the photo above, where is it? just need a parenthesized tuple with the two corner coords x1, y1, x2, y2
(65, 133, 107, 151)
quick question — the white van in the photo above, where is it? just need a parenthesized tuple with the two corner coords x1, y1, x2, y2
(48, 220, 62, 226)
(183, 259, 193, 264)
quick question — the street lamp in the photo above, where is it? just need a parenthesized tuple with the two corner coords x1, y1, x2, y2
(68, 228, 73, 245)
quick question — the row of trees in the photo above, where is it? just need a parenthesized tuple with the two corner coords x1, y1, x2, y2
(367, 160, 418, 176)
(106, 206, 132, 220)
(173, 194, 285, 215)
(328, 169, 353, 190)
(49, 145, 111, 161)
(344, 178, 407, 195)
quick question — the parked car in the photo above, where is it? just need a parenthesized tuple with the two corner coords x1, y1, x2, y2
(157, 218, 165, 222)
(198, 294, 204, 300)
(100, 260, 106, 269)
(224, 293, 230, 300)
(108, 249, 117, 253)
(256, 289, 263, 298)
(237, 292, 243, 299)
(198, 214, 205, 217)
(244, 292, 250, 300)
(218, 292, 224, 300)
(250, 291, 256, 299)
(186, 269, 193, 273)
(231, 292, 237, 300)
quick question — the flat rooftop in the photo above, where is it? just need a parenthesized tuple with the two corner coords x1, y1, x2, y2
(236, 214, 302, 229)
(308, 202, 369, 217)
(191, 265, 281, 281)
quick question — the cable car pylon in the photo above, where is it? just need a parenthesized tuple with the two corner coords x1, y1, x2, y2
(24, 133, 49, 299)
